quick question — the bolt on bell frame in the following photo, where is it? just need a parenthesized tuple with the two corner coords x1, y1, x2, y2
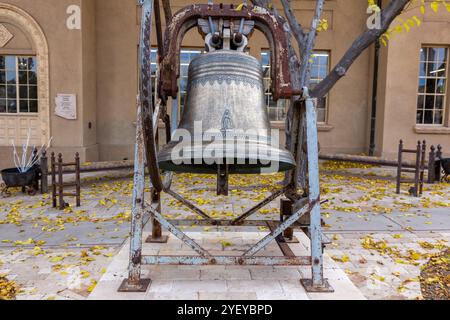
(119, 0, 334, 293)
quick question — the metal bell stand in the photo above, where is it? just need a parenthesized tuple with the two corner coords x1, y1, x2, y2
(119, 0, 333, 293)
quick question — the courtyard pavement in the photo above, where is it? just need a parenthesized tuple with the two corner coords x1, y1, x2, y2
(0, 162, 449, 300)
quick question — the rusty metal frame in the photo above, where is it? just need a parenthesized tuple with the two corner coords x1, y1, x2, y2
(159, 3, 294, 102)
(165, 189, 215, 222)
(121, 0, 332, 293)
(231, 186, 287, 225)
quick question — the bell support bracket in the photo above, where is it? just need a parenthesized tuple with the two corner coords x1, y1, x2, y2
(159, 3, 294, 103)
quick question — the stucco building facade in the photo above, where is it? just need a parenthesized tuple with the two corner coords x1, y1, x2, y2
(0, 0, 449, 168)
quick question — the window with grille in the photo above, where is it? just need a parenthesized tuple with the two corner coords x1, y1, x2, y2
(150, 49, 158, 92)
(261, 51, 284, 122)
(417, 47, 448, 125)
(261, 50, 329, 123)
(149, 48, 202, 121)
(179, 49, 202, 116)
(0, 55, 38, 114)
(310, 51, 330, 123)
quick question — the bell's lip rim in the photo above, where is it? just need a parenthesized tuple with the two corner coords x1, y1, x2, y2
(159, 140, 294, 154)
(157, 159, 296, 174)
(158, 140, 296, 165)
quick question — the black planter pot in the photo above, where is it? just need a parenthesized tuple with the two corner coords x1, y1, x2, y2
(1, 166, 40, 196)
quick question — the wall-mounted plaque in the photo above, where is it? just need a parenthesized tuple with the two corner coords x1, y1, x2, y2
(55, 94, 77, 120)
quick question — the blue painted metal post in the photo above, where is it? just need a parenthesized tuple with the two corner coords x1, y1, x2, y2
(118, 0, 154, 292)
(118, 103, 151, 292)
(301, 88, 334, 292)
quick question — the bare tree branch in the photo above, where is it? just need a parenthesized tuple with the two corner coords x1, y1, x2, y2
(162, 0, 172, 23)
(298, 0, 325, 88)
(280, 0, 306, 48)
(311, 0, 410, 98)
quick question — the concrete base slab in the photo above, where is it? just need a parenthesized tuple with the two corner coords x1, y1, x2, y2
(89, 232, 365, 300)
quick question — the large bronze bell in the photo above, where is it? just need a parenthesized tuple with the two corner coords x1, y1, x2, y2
(158, 49, 295, 175)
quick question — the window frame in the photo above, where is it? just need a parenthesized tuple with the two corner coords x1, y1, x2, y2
(261, 50, 287, 123)
(310, 50, 331, 124)
(261, 49, 330, 124)
(416, 45, 449, 126)
(0, 54, 38, 115)
(177, 48, 203, 118)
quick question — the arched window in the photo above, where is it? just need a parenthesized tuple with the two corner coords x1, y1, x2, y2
(0, 4, 50, 146)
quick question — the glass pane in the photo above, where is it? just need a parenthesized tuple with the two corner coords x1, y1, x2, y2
(29, 85, 37, 99)
(0, 99, 5, 112)
(28, 71, 37, 85)
(179, 92, 186, 106)
(420, 48, 428, 62)
(180, 52, 190, 64)
(150, 50, 157, 62)
(419, 62, 426, 77)
(318, 66, 328, 79)
(434, 110, 443, 124)
(150, 63, 157, 75)
(261, 52, 270, 67)
(191, 51, 201, 59)
(28, 57, 37, 71)
(435, 95, 444, 109)
(310, 66, 319, 79)
(416, 110, 424, 124)
(5, 56, 15, 70)
(426, 78, 436, 93)
(19, 100, 28, 113)
(436, 79, 446, 94)
(18, 71, 27, 85)
(18, 57, 28, 70)
(418, 78, 426, 93)
(417, 95, 424, 109)
(317, 97, 327, 110)
(428, 48, 438, 61)
(0, 85, 5, 98)
(0, 56, 5, 70)
(19, 85, 28, 99)
(318, 55, 328, 65)
(6, 71, 16, 83)
(436, 48, 447, 63)
(427, 62, 437, 76)
(317, 109, 326, 123)
(29, 100, 38, 113)
(425, 95, 434, 109)
(423, 110, 433, 124)
(7, 85, 16, 99)
(179, 78, 187, 91)
(180, 65, 189, 77)
(7, 100, 17, 113)
(434, 63, 446, 77)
